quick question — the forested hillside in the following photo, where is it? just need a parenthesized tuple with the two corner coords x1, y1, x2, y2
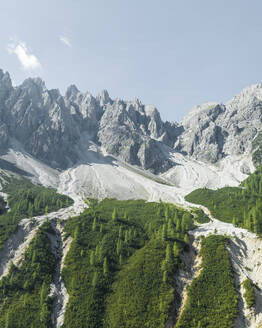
(0, 176, 73, 248)
(176, 235, 238, 328)
(62, 198, 194, 328)
(186, 166, 262, 234)
(0, 221, 56, 327)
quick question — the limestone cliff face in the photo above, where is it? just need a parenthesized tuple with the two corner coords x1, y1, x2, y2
(0, 68, 262, 172)
(0, 69, 181, 172)
(175, 85, 262, 163)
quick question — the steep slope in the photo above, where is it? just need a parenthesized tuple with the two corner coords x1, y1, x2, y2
(1, 68, 261, 177)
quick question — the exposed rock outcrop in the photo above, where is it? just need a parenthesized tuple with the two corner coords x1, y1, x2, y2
(1, 69, 262, 173)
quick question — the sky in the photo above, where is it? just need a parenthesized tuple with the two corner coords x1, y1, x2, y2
(1, 0, 262, 122)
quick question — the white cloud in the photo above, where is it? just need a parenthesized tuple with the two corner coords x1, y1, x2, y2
(59, 35, 72, 47)
(7, 40, 41, 70)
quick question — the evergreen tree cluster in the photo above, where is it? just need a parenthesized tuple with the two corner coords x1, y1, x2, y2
(243, 278, 255, 309)
(176, 235, 238, 328)
(0, 177, 73, 249)
(62, 198, 194, 328)
(185, 166, 262, 234)
(0, 221, 56, 327)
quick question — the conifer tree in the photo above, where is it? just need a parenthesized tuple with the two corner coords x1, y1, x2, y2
(90, 250, 95, 266)
(92, 271, 98, 287)
(119, 254, 123, 266)
(92, 217, 97, 231)
(184, 234, 189, 244)
(165, 244, 172, 263)
(173, 242, 179, 258)
(175, 219, 181, 232)
(162, 224, 167, 241)
(167, 219, 173, 237)
(103, 257, 109, 276)
(112, 208, 118, 222)
(163, 270, 168, 283)
(119, 226, 123, 239)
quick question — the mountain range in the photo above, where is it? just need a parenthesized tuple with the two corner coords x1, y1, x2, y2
(0, 68, 261, 175)
(0, 69, 262, 328)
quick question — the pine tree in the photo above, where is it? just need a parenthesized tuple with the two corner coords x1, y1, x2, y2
(28, 202, 33, 217)
(119, 254, 123, 266)
(163, 270, 168, 283)
(167, 219, 173, 237)
(74, 226, 80, 241)
(173, 242, 179, 258)
(103, 257, 109, 276)
(164, 206, 169, 221)
(92, 218, 97, 231)
(92, 271, 98, 287)
(184, 234, 189, 244)
(119, 226, 123, 239)
(40, 282, 47, 305)
(5, 311, 10, 328)
(124, 230, 129, 243)
(175, 219, 181, 232)
(90, 250, 95, 266)
(112, 208, 118, 222)
(165, 244, 172, 263)
(117, 239, 122, 255)
(162, 224, 167, 241)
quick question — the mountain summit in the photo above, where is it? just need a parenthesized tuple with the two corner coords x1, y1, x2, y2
(0, 69, 261, 176)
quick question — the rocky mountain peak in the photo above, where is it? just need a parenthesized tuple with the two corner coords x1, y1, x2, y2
(0, 70, 12, 102)
(1, 69, 262, 173)
(0, 69, 12, 87)
(21, 77, 46, 91)
(65, 84, 80, 101)
(96, 89, 111, 106)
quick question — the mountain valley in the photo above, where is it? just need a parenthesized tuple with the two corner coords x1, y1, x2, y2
(0, 69, 262, 327)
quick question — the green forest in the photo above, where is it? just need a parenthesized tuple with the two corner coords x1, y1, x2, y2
(0, 221, 56, 328)
(176, 235, 238, 328)
(185, 166, 262, 234)
(62, 198, 194, 328)
(0, 176, 73, 248)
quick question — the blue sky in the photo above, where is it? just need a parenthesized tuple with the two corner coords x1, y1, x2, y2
(1, 0, 262, 121)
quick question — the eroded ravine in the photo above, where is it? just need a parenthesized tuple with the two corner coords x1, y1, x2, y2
(49, 220, 73, 328)
(186, 204, 262, 328)
(0, 219, 39, 279)
(0, 189, 87, 327)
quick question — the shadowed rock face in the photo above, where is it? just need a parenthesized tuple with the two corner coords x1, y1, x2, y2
(0, 69, 181, 173)
(0, 68, 262, 172)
